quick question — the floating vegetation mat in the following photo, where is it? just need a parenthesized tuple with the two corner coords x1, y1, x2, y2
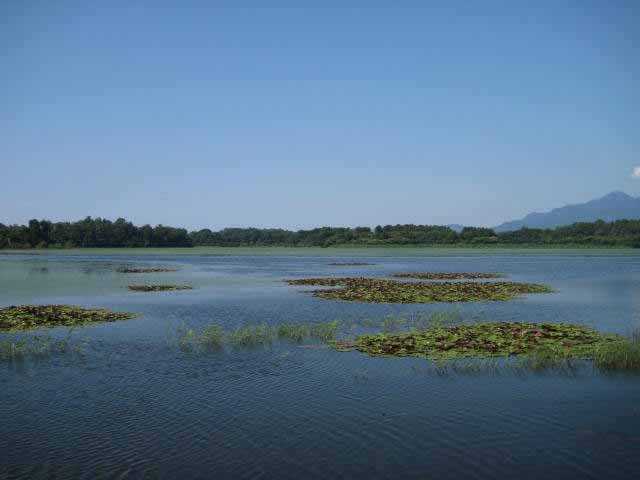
(329, 262, 374, 266)
(128, 284, 193, 292)
(343, 322, 623, 360)
(392, 272, 503, 280)
(117, 267, 178, 273)
(0, 305, 135, 331)
(285, 277, 552, 303)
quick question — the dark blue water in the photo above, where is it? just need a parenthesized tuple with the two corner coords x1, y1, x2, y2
(1, 249, 639, 479)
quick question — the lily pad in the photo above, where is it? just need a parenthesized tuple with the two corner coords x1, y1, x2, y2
(128, 284, 193, 292)
(0, 305, 136, 331)
(285, 277, 552, 303)
(329, 262, 374, 266)
(350, 322, 622, 359)
(117, 267, 178, 273)
(392, 272, 503, 280)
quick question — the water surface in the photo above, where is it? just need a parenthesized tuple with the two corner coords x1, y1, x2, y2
(1, 248, 639, 479)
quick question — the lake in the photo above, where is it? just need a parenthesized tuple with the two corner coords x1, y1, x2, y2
(1, 248, 640, 479)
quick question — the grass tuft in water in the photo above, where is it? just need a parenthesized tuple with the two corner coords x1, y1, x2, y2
(174, 320, 342, 352)
(227, 324, 275, 348)
(200, 324, 224, 350)
(0, 329, 84, 361)
(593, 330, 640, 371)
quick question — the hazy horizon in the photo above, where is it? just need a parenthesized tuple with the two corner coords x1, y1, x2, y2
(2, 2, 639, 230)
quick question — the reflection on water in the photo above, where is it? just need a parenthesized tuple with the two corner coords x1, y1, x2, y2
(1, 249, 640, 479)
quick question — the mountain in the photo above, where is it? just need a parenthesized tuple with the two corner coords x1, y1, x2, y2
(494, 191, 640, 232)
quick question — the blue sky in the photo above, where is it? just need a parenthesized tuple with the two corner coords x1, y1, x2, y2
(2, 1, 639, 230)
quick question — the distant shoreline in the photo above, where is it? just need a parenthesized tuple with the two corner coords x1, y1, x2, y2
(1, 244, 636, 257)
(0, 243, 634, 250)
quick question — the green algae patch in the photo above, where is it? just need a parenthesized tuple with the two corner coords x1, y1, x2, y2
(0, 305, 135, 331)
(392, 272, 503, 280)
(117, 267, 178, 273)
(285, 277, 552, 303)
(128, 284, 193, 292)
(349, 322, 623, 360)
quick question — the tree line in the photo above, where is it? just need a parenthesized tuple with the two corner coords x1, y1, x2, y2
(1, 217, 640, 249)
(0, 217, 192, 248)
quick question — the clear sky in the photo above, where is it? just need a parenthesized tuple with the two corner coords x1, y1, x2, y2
(2, 1, 639, 230)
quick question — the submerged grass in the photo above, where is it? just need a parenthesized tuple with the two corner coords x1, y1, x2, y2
(286, 277, 552, 303)
(392, 272, 503, 280)
(128, 284, 193, 292)
(0, 305, 135, 331)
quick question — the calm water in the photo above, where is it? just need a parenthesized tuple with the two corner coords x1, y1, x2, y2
(1, 248, 640, 479)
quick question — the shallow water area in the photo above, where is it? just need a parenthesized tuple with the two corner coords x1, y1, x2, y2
(1, 247, 640, 479)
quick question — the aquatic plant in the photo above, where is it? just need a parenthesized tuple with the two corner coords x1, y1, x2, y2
(329, 262, 374, 266)
(277, 323, 311, 342)
(128, 285, 193, 292)
(173, 320, 342, 352)
(227, 323, 275, 347)
(593, 331, 640, 371)
(0, 305, 135, 331)
(200, 324, 224, 350)
(285, 277, 552, 303)
(287, 277, 355, 287)
(176, 325, 199, 352)
(516, 344, 580, 372)
(382, 316, 406, 333)
(309, 320, 340, 341)
(410, 310, 463, 330)
(116, 267, 178, 273)
(348, 322, 622, 360)
(392, 272, 503, 280)
(0, 329, 84, 361)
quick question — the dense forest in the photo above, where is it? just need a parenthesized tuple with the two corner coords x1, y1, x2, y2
(1, 217, 640, 249)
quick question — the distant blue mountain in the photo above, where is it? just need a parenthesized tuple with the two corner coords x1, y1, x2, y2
(494, 191, 640, 232)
